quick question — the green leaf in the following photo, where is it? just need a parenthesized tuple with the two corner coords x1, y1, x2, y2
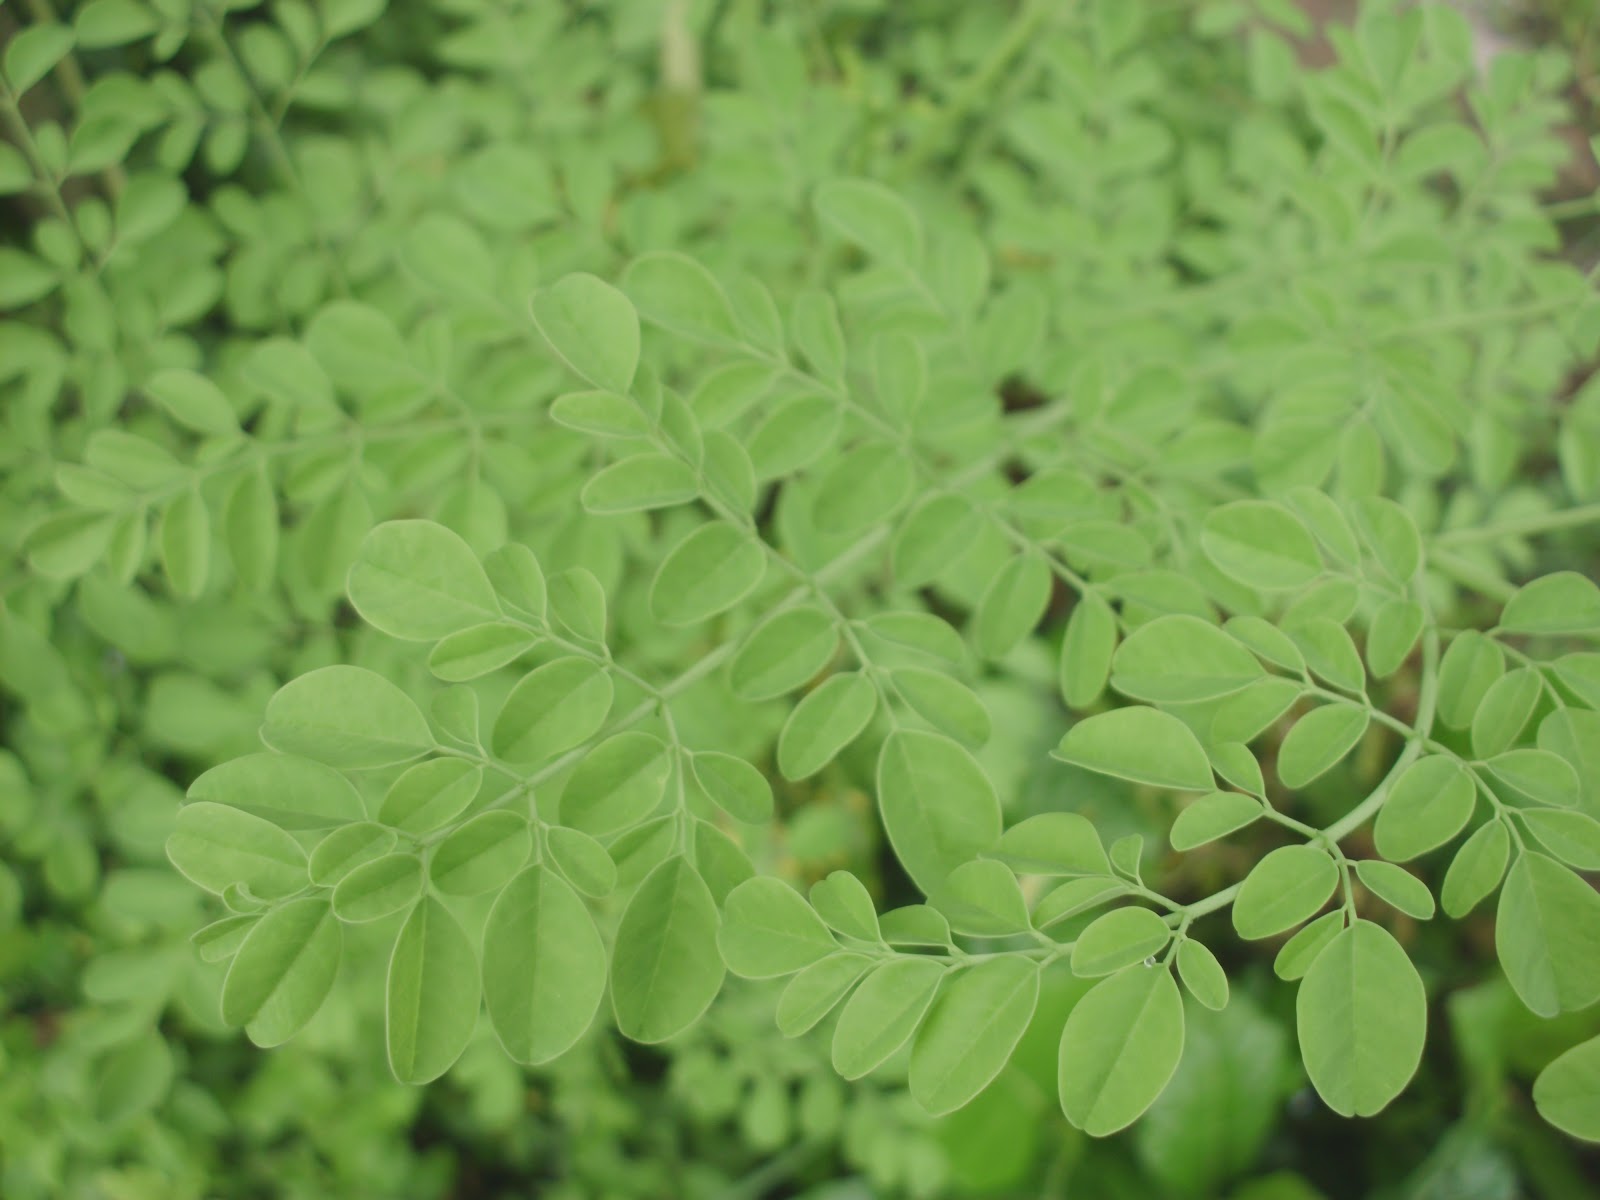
(4, 23, 74, 94)
(872, 332, 926, 424)
(1471, 667, 1541, 759)
(813, 444, 915, 535)
(893, 494, 981, 586)
(813, 178, 923, 267)
(1289, 618, 1366, 693)
(974, 551, 1052, 660)
(561, 732, 670, 836)
(1054, 707, 1214, 792)
(581, 453, 699, 514)
(863, 611, 967, 664)
(386, 897, 479, 1084)
(777, 954, 874, 1037)
(263, 666, 433, 769)
(1441, 819, 1511, 917)
(612, 857, 724, 1042)
(1533, 1034, 1600, 1142)
(1373, 756, 1476, 861)
(548, 568, 607, 644)
(187, 752, 363, 830)
(1354, 860, 1435, 919)
(910, 958, 1040, 1116)
(777, 671, 877, 780)
(225, 466, 278, 592)
(730, 606, 837, 700)
(1273, 911, 1345, 981)
(530, 273, 639, 394)
(1501, 572, 1600, 636)
(166, 802, 306, 898)
(1061, 592, 1118, 708)
(492, 657, 613, 764)
(429, 810, 532, 896)
(1277, 703, 1369, 789)
(809, 871, 880, 941)
(831, 957, 944, 1080)
(937, 860, 1030, 936)
(1200, 501, 1322, 591)
(1033, 878, 1130, 930)
(989, 812, 1110, 876)
(1353, 496, 1422, 583)
(650, 521, 765, 626)
(1436, 632, 1504, 729)
(221, 897, 342, 1047)
(160, 490, 210, 599)
(380, 759, 481, 835)
(483, 866, 606, 1064)
(427, 623, 537, 682)
(1522, 809, 1600, 871)
(347, 520, 500, 641)
(76, 1, 159, 48)
(1212, 677, 1304, 743)
(1176, 939, 1229, 1011)
(332, 853, 423, 923)
(1233, 845, 1339, 939)
(718, 877, 837, 978)
(1496, 852, 1600, 1017)
(790, 289, 847, 381)
(1366, 599, 1424, 678)
(145, 368, 237, 436)
(1296, 920, 1425, 1117)
(1487, 749, 1581, 808)
(1113, 615, 1264, 704)
(545, 827, 616, 897)
(691, 751, 773, 824)
(1170, 792, 1262, 851)
(483, 543, 547, 619)
(890, 666, 989, 747)
(1057, 966, 1185, 1137)
(1072, 908, 1173, 977)
(26, 512, 115, 580)
(308, 823, 395, 887)
(623, 251, 740, 344)
(878, 730, 1003, 895)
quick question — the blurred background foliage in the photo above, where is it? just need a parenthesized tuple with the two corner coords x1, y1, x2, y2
(2, 0, 1600, 1196)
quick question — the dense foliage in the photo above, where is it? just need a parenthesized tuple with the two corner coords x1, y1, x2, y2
(4, 0, 1600, 1196)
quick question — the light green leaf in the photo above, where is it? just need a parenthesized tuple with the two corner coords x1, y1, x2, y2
(549, 567, 607, 644)
(1297, 920, 1425, 1117)
(1441, 819, 1510, 917)
(581, 453, 699, 514)
(718, 877, 837, 978)
(1170, 792, 1262, 852)
(813, 444, 915, 535)
(831, 957, 944, 1080)
(347, 520, 500, 642)
(1033, 877, 1130, 930)
(1353, 496, 1421, 583)
(612, 857, 724, 1042)
(483, 866, 606, 1064)
(332, 853, 423, 923)
(973, 551, 1052, 660)
(777, 954, 874, 1037)
(1533, 1034, 1600, 1142)
(878, 730, 1003, 896)
(545, 826, 616, 897)
(1072, 908, 1172, 977)
(187, 752, 363, 830)
(427, 623, 537, 682)
(623, 251, 740, 344)
(893, 494, 981, 587)
(221, 897, 342, 1047)
(429, 810, 532, 896)
(890, 666, 990, 747)
(910, 958, 1039, 1116)
(1289, 618, 1365, 693)
(1436, 631, 1504, 729)
(1054, 707, 1214, 792)
(808, 871, 880, 941)
(1113, 614, 1263, 703)
(730, 607, 838, 700)
(1487, 749, 1581, 809)
(777, 671, 877, 781)
(691, 751, 773, 824)
(650, 521, 765, 626)
(1373, 756, 1475, 861)
(1277, 703, 1369, 789)
(561, 732, 670, 836)
(386, 897, 479, 1084)
(145, 368, 237, 436)
(1354, 860, 1435, 919)
(1496, 852, 1600, 1017)
(225, 466, 278, 592)
(160, 490, 210, 599)
(491, 657, 613, 764)
(1501, 572, 1600, 636)
(529, 273, 639, 394)
(1061, 592, 1118, 708)
(1233, 845, 1338, 939)
(1176, 939, 1229, 1011)
(937, 860, 1030, 936)
(1057, 965, 1185, 1137)
(813, 178, 923, 267)
(988, 812, 1109, 876)
(380, 758, 481, 835)
(263, 666, 433, 769)
(308, 823, 395, 887)
(1522, 809, 1600, 871)
(166, 802, 306, 898)
(862, 611, 967, 664)
(1273, 911, 1345, 981)
(1366, 599, 1424, 678)
(790, 288, 846, 381)
(483, 543, 547, 619)
(1200, 501, 1322, 591)
(1471, 667, 1540, 759)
